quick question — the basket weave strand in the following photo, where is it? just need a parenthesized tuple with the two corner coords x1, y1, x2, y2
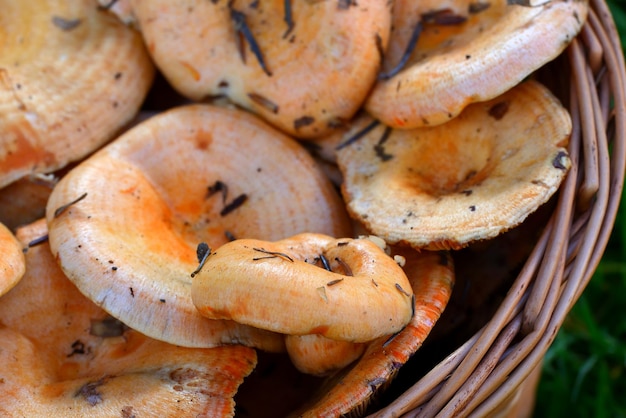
(370, 0, 626, 416)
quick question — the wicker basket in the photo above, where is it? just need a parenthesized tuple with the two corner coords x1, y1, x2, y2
(366, 0, 626, 416)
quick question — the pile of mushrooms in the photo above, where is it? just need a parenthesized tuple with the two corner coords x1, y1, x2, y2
(1, 219, 257, 416)
(0, 0, 588, 416)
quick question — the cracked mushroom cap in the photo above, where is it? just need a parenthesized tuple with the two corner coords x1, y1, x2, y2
(0, 222, 24, 297)
(0, 219, 256, 418)
(338, 80, 572, 250)
(0, 0, 154, 189)
(125, 0, 391, 138)
(192, 233, 414, 343)
(45, 104, 351, 348)
(365, 0, 588, 129)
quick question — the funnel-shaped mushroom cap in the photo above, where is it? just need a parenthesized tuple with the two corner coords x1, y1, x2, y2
(192, 233, 414, 343)
(0, 222, 24, 297)
(0, 219, 256, 417)
(299, 249, 455, 416)
(0, 328, 254, 417)
(366, 0, 588, 129)
(46, 104, 351, 348)
(0, 0, 154, 188)
(126, 0, 391, 138)
(339, 80, 572, 250)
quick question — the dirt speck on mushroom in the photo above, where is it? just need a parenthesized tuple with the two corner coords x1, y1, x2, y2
(75, 378, 106, 406)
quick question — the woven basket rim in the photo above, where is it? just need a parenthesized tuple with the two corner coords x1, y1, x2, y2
(370, 0, 626, 416)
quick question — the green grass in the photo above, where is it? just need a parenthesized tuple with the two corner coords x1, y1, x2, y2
(535, 233, 626, 417)
(535, 4, 626, 414)
(608, 1, 626, 51)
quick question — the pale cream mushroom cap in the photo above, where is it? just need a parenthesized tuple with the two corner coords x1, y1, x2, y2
(46, 104, 351, 348)
(339, 80, 572, 250)
(0, 0, 154, 189)
(127, 0, 391, 138)
(0, 219, 256, 417)
(366, 0, 588, 129)
(192, 233, 414, 343)
(0, 222, 24, 297)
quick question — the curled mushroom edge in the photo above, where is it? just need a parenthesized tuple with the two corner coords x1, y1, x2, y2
(191, 233, 415, 343)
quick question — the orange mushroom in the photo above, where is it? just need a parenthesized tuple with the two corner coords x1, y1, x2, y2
(0, 222, 24, 297)
(0, 0, 154, 188)
(46, 104, 351, 348)
(97, 0, 136, 25)
(192, 233, 414, 343)
(0, 219, 256, 417)
(365, 0, 588, 129)
(338, 80, 572, 250)
(285, 334, 366, 376)
(299, 248, 455, 416)
(123, 0, 391, 138)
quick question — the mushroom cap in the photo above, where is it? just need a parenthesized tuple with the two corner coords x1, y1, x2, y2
(299, 249, 455, 416)
(0, 328, 256, 417)
(0, 173, 56, 230)
(128, 0, 391, 138)
(338, 80, 572, 250)
(0, 0, 155, 188)
(46, 104, 351, 348)
(285, 334, 366, 376)
(301, 130, 347, 188)
(97, 0, 136, 26)
(0, 222, 25, 297)
(380, 0, 468, 73)
(365, 0, 588, 129)
(192, 233, 414, 343)
(0, 219, 256, 417)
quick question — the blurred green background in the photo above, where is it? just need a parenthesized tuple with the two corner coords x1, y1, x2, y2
(534, 1, 626, 416)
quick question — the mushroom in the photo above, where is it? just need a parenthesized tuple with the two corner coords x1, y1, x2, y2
(192, 233, 414, 343)
(0, 173, 57, 230)
(45, 104, 351, 348)
(299, 248, 455, 416)
(365, 0, 588, 129)
(0, 219, 256, 417)
(97, 0, 137, 26)
(0, 222, 24, 297)
(0, 0, 154, 189)
(285, 334, 366, 376)
(301, 128, 349, 188)
(337, 80, 572, 250)
(0, 327, 254, 417)
(123, 0, 392, 138)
